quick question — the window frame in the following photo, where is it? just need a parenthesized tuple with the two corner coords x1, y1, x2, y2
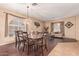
(51, 22, 64, 34)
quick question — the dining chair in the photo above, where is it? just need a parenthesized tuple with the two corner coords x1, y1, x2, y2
(35, 32, 48, 55)
(22, 32, 35, 52)
(42, 32, 48, 50)
(27, 38, 35, 55)
(22, 32, 28, 51)
(15, 31, 18, 48)
(15, 30, 24, 50)
(23, 32, 36, 55)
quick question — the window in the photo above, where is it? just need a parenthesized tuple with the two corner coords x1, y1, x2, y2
(53, 23, 61, 33)
(9, 17, 26, 37)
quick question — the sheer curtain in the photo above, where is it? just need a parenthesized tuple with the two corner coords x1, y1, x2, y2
(9, 16, 26, 37)
(53, 23, 61, 33)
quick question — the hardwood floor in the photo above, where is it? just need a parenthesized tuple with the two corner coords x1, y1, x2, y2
(0, 38, 77, 56)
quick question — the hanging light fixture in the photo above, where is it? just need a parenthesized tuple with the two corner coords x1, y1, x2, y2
(26, 3, 38, 19)
(26, 5, 29, 18)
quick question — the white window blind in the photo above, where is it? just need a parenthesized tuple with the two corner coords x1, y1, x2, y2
(53, 23, 61, 33)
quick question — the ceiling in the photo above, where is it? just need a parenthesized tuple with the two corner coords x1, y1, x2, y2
(0, 3, 79, 21)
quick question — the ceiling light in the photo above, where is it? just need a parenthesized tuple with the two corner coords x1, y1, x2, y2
(32, 3, 38, 6)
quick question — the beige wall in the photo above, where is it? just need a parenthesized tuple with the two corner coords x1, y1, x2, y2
(76, 16, 79, 40)
(0, 12, 5, 38)
(25, 18, 44, 33)
(45, 16, 79, 40)
(64, 17, 76, 39)
(0, 11, 15, 45)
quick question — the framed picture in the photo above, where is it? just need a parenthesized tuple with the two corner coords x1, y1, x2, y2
(65, 22, 73, 28)
(34, 22, 40, 27)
